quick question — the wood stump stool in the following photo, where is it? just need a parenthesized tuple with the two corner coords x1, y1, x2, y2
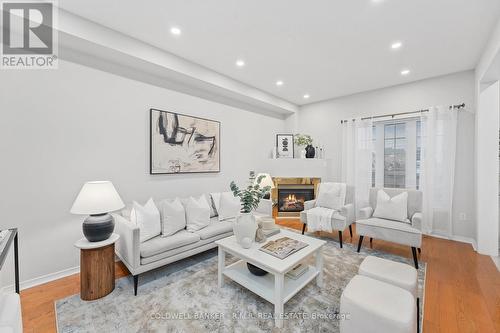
(74, 234, 120, 301)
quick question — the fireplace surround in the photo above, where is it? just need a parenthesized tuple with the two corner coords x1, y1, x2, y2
(271, 177, 321, 218)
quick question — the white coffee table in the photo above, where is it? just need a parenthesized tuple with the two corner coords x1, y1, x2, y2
(215, 229, 326, 328)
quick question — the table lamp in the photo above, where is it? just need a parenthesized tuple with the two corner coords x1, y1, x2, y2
(71, 181, 125, 242)
(255, 173, 275, 199)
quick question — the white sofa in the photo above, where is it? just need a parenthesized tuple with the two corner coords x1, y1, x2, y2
(299, 184, 355, 248)
(0, 292, 22, 333)
(114, 193, 272, 295)
(356, 188, 423, 268)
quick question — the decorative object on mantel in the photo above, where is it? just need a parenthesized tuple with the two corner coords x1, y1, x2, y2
(294, 133, 315, 158)
(150, 108, 220, 174)
(71, 181, 125, 242)
(230, 171, 272, 275)
(276, 134, 294, 158)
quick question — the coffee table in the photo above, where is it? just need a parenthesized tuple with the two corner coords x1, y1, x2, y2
(215, 229, 326, 328)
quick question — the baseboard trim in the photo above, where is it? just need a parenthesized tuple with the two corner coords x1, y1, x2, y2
(1, 266, 80, 293)
(427, 233, 477, 249)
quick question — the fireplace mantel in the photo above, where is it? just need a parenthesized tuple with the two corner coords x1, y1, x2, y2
(264, 158, 332, 179)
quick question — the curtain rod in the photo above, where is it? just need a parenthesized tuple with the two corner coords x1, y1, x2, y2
(340, 103, 466, 123)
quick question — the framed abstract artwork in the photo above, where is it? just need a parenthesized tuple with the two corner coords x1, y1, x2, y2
(150, 108, 220, 174)
(276, 134, 294, 158)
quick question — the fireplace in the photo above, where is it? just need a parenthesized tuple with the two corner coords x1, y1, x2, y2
(277, 185, 315, 216)
(271, 177, 321, 218)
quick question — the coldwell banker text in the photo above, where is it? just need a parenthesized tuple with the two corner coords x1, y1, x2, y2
(1, 1, 58, 69)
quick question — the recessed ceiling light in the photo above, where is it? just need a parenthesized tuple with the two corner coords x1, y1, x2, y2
(170, 26, 181, 36)
(235, 59, 245, 67)
(401, 69, 410, 76)
(303, 94, 310, 99)
(276, 80, 284, 86)
(391, 41, 403, 49)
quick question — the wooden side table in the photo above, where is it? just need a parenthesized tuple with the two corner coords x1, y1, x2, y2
(74, 234, 119, 301)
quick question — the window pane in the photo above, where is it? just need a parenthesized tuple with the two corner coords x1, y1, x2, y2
(385, 124, 395, 137)
(395, 138, 406, 151)
(394, 154, 405, 171)
(395, 123, 406, 138)
(384, 155, 395, 172)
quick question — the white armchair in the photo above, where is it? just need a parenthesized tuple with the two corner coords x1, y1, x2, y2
(356, 188, 423, 268)
(299, 184, 355, 248)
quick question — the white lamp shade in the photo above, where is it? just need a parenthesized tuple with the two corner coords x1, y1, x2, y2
(70, 181, 125, 215)
(255, 173, 275, 189)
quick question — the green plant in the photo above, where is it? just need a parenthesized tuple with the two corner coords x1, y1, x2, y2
(294, 133, 313, 146)
(230, 171, 272, 213)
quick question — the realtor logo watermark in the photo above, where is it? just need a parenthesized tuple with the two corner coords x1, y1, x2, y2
(1, 1, 58, 69)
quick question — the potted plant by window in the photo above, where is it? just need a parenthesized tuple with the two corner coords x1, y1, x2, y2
(230, 171, 271, 276)
(294, 134, 315, 158)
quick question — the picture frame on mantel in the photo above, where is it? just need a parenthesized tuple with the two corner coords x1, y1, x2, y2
(276, 134, 294, 158)
(150, 108, 220, 174)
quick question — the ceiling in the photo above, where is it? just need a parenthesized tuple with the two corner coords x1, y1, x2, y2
(59, 0, 500, 105)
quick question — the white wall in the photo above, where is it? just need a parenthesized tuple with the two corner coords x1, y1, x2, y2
(0, 60, 284, 286)
(475, 17, 500, 256)
(476, 82, 499, 256)
(288, 70, 476, 241)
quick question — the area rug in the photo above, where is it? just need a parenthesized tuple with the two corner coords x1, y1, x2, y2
(56, 233, 426, 332)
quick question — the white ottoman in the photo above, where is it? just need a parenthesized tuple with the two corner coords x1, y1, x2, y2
(359, 256, 418, 299)
(340, 275, 416, 333)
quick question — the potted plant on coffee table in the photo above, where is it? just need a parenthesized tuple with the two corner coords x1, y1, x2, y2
(230, 171, 271, 276)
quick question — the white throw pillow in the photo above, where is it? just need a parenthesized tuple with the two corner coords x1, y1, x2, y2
(130, 198, 161, 242)
(203, 193, 218, 218)
(218, 192, 241, 221)
(159, 198, 186, 236)
(210, 192, 222, 213)
(185, 195, 211, 232)
(373, 190, 409, 223)
(316, 183, 346, 210)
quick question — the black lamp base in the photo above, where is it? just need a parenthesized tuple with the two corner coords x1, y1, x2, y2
(83, 213, 114, 242)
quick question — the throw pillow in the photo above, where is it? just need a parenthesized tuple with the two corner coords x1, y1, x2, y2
(203, 193, 218, 218)
(218, 192, 241, 221)
(373, 190, 409, 223)
(316, 183, 346, 210)
(130, 198, 161, 242)
(159, 198, 186, 237)
(185, 195, 211, 232)
(210, 192, 222, 214)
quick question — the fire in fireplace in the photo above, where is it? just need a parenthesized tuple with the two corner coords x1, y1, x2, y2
(277, 186, 315, 213)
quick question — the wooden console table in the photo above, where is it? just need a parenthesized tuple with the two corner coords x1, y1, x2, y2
(74, 234, 119, 301)
(0, 228, 19, 293)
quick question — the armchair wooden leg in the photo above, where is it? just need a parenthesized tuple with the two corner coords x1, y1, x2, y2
(418, 247, 421, 254)
(369, 237, 373, 245)
(348, 225, 353, 238)
(411, 247, 419, 269)
(357, 236, 364, 252)
(133, 275, 139, 296)
(301, 223, 306, 235)
(338, 231, 343, 248)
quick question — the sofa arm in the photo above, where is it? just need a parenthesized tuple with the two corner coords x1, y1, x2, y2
(304, 200, 316, 210)
(341, 203, 355, 224)
(411, 212, 423, 231)
(358, 207, 373, 219)
(113, 213, 140, 272)
(256, 199, 273, 216)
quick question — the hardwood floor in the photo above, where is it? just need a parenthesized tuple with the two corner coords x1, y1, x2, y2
(20, 220, 500, 333)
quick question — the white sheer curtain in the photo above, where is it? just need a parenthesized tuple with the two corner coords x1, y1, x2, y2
(341, 118, 374, 213)
(420, 106, 458, 236)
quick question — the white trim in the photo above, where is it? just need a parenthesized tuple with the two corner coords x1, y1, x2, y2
(426, 233, 477, 249)
(1, 266, 79, 293)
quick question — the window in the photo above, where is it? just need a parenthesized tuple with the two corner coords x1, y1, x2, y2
(371, 118, 420, 190)
(384, 123, 406, 188)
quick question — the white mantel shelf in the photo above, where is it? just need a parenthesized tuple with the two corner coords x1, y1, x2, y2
(264, 158, 332, 179)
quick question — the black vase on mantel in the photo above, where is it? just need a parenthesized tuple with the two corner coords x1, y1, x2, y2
(305, 144, 315, 158)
